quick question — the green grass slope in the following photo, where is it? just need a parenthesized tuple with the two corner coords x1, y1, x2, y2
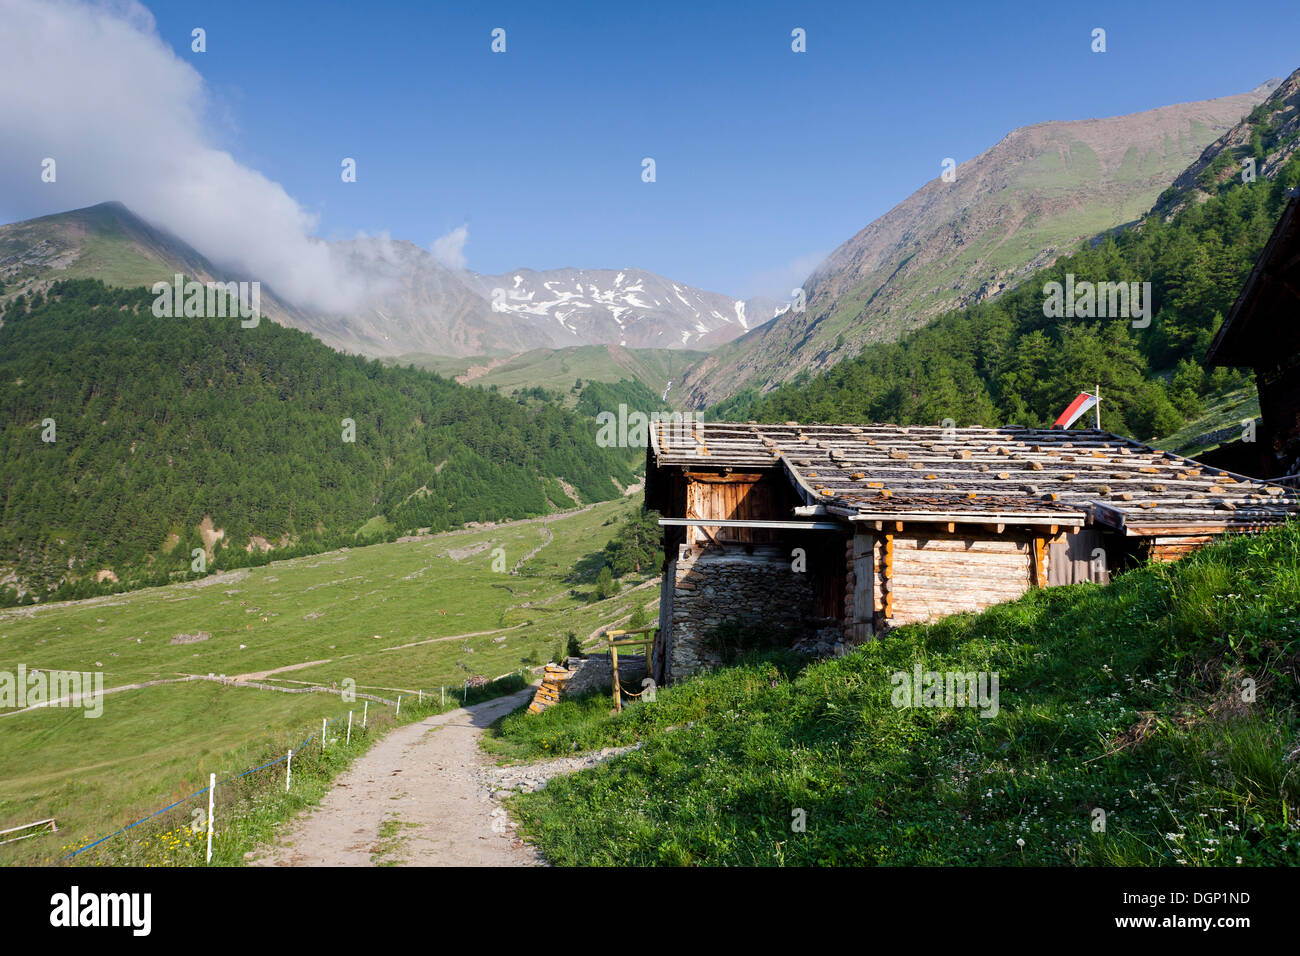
(1157, 384, 1261, 457)
(392, 344, 707, 405)
(491, 521, 1300, 866)
(0, 202, 221, 292)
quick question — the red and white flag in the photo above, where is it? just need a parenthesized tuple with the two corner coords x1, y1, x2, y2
(1053, 392, 1098, 429)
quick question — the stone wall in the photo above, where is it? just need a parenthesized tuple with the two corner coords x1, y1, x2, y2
(561, 653, 648, 697)
(662, 545, 814, 682)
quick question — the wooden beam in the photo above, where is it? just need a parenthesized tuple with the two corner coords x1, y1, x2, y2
(657, 517, 844, 530)
(694, 524, 722, 551)
(849, 511, 1086, 526)
(682, 471, 767, 483)
(882, 534, 894, 621)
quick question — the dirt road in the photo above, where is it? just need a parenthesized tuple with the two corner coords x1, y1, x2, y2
(251, 688, 542, 867)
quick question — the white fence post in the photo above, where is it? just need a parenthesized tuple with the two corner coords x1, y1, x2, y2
(286, 749, 292, 792)
(206, 773, 215, 864)
(347, 711, 353, 745)
(363, 700, 368, 729)
(418, 689, 422, 705)
(441, 686, 445, 707)
(396, 695, 402, 717)
(321, 717, 326, 751)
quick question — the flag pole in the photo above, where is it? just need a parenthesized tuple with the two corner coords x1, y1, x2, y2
(1095, 383, 1101, 429)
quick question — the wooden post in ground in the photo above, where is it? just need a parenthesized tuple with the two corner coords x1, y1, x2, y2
(205, 773, 215, 864)
(611, 642, 621, 713)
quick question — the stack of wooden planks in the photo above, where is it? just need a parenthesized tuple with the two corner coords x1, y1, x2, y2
(527, 664, 571, 714)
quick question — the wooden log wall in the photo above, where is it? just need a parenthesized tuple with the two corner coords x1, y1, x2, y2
(885, 533, 1034, 626)
(1145, 535, 1217, 562)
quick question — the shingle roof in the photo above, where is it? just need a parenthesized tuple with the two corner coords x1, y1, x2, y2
(650, 420, 1300, 534)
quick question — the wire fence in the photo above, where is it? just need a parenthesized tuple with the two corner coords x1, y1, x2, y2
(55, 670, 531, 865)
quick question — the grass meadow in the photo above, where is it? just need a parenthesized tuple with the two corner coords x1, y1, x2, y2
(0, 495, 655, 864)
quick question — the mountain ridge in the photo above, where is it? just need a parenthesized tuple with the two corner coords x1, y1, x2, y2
(676, 78, 1282, 407)
(0, 203, 778, 360)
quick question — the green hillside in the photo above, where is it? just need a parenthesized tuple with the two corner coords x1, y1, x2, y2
(0, 280, 636, 601)
(0, 201, 220, 291)
(492, 520, 1300, 866)
(710, 154, 1300, 440)
(392, 344, 707, 405)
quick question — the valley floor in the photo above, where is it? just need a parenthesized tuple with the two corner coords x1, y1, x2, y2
(0, 495, 658, 865)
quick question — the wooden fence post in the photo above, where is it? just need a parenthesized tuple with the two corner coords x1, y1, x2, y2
(610, 642, 621, 713)
(205, 773, 215, 864)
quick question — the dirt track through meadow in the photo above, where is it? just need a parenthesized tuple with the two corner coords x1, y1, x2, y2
(250, 688, 543, 867)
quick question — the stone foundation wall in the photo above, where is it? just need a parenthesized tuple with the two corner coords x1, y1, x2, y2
(663, 546, 814, 681)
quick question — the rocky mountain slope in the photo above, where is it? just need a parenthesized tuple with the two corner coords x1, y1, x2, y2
(320, 236, 549, 357)
(1154, 71, 1300, 218)
(677, 79, 1281, 408)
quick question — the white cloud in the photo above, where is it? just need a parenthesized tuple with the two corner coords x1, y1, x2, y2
(0, 0, 363, 312)
(431, 225, 469, 270)
(743, 250, 829, 303)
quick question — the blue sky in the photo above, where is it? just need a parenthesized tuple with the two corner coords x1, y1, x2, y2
(28, 1, 1300, 297)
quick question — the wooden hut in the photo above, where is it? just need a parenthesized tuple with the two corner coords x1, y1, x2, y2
(645, 419, 1299, 683)
(1203, 194, 1300, 482)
